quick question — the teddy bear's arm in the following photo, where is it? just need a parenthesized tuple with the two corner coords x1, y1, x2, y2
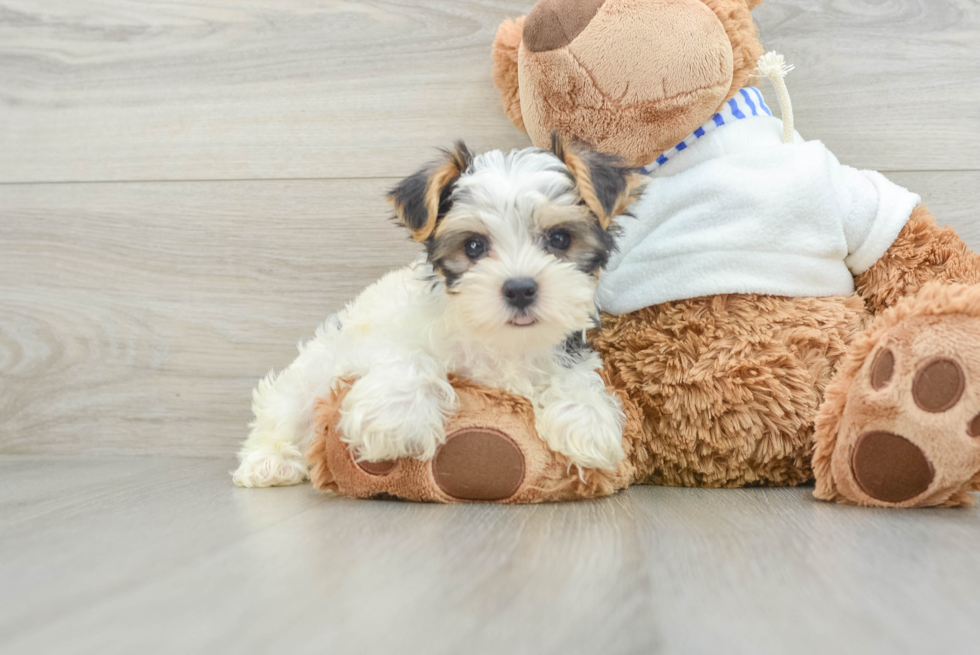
(855, 205, 980, 314)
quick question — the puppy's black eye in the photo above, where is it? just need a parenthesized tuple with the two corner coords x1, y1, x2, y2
(464, 236, 488, 260)
(548, 229, 572, 251)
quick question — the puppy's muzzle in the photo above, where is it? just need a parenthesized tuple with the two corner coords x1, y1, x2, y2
(502, 277, 538, 310)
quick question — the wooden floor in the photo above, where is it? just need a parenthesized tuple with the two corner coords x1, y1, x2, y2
(5, 458, 980, 655)
(2, 1, 979, 653)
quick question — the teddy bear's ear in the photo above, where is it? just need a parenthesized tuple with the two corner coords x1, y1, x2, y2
(386, 142, 473, 242)
(550, 133, 646, 230)
(491, 17, 526, 133)
(746, 0, 764, 8)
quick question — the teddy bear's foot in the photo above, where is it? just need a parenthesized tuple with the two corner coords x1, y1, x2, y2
(307, 377, 637, 504)
(321, 425, 527, 501)
(814, 283, 980, 508)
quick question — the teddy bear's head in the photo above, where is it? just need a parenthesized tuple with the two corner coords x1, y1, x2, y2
(492, 0, 765, 168)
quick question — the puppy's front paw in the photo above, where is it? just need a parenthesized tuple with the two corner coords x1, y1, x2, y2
(537, 394, 625, 470)
(337, 375, 457, 462)
(233, 440, 309, 488)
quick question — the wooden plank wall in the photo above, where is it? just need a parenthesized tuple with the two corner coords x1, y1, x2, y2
(2, 0, 979, 457)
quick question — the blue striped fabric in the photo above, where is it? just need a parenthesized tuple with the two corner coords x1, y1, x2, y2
(640, 86, 772, 174)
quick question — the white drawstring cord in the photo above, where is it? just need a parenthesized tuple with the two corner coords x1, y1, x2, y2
(756, 51, 796, 144)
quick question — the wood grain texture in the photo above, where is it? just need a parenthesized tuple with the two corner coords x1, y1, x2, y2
(2, 457, 980, 654)
(0, 457, 656, 655)
(889, 171, 980, 248)
(752, 0, 980, 171)
(1, 172, 978, 457)
(0, 0, 978, 183)
(633, 484, 980, 654)
(0, 179, 421, 456)
(0, 0, 534, 183)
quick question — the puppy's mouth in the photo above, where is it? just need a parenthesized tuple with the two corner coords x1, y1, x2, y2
(508, 315, 538, 328)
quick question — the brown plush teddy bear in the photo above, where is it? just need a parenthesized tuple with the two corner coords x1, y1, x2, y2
(492, 0, 980, 507)
(309, 0, 980, 508)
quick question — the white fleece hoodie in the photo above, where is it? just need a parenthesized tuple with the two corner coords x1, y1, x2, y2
(595, 91, 921, 316)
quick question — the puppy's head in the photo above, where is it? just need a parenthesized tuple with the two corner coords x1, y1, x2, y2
(387, 137, 644, 352)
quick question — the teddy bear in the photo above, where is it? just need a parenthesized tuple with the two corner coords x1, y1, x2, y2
(308, 0, 980, 508)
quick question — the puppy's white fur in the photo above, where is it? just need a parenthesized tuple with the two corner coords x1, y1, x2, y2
(233, 146, 627, 488)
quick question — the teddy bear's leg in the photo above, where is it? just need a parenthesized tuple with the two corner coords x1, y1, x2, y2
(812, 207, 980, 507)
(813, 283, 980, 508)
(307, 377, 639, 503)
(591, 294, 870, 488)
(855, 206, 980, 313)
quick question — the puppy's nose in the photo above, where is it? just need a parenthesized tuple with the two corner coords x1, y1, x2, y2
(502, 278, 538, 309)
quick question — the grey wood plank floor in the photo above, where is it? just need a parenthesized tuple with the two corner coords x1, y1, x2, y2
(4, 457, 980, 655)
(2, 1, 980, 653)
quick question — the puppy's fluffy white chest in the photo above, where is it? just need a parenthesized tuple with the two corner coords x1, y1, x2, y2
(333, 259, 561, 398)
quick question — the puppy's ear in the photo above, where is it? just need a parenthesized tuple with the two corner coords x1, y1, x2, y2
(550, 133, 646, 229)
(387, 141, 473, 242)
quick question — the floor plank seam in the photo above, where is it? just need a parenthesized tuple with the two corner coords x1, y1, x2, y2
(1, 170, 978, 187)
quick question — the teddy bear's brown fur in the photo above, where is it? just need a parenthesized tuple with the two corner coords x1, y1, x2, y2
(593, 291, 869, 488)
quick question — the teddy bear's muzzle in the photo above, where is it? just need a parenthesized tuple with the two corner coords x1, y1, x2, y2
(517, 0, 737, 168)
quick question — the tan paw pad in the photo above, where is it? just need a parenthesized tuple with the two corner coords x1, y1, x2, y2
(912, 358, 965, 412)
(356, 459, 397, 476)
(851, 431, 934, 503)
(969, 413, 980, 439)
(829, 314, 980, 507)
(870, 348, 895, 390)
(432, 428, 525, 501)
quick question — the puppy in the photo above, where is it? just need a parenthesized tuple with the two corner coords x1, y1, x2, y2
(233, 137, 644, 488)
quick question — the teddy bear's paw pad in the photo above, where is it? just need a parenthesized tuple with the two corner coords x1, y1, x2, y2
(870, 348, 895, 390)
(969, 413, 980, 438)
(912, 358, 965, 412)
(831, 314, 980, 507)
(851, 431, 935, 503)
(432, 428, 525, 501)
(355, 459, 397, 476)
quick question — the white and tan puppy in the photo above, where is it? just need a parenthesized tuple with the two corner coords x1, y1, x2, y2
(233, 138, 644, 487)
